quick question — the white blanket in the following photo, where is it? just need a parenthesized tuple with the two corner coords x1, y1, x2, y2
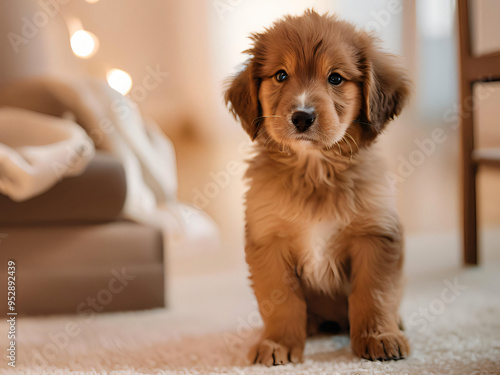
(0, 77, 219, 252)
(0, 107, 95, 201)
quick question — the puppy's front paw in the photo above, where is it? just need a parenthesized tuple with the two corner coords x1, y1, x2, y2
(251, 339, 303, 366)
(351, 330, 409, 361)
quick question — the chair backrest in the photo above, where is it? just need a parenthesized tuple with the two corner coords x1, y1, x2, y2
(457, 0, 500, 84)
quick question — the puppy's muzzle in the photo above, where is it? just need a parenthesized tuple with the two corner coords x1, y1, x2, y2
(292, 110, 316, 132)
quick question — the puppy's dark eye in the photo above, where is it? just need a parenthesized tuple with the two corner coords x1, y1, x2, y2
(328, 73, 343, 85)
(275, 70, 288, 82)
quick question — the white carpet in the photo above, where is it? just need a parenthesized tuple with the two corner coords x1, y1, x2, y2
(2, 239, 500, 374)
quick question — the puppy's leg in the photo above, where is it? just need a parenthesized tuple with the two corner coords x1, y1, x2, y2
(247, 240, 307, 366)
(347, 232, 409, 361)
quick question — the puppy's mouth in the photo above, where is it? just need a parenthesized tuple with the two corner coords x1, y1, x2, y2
(263, 112, 344, 150)
(294, 135, 316, 142)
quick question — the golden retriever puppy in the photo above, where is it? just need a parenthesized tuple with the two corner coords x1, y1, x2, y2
(225, 10, 410, 366)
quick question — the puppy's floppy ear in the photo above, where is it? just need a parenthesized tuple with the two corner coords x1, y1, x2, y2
(357, 39, 411, 142)
(224, 61, 262, 140)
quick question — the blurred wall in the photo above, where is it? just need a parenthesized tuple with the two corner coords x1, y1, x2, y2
(0, 0, 80, 85)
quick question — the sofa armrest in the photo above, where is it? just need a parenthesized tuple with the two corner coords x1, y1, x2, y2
(0, 152, 127, 224)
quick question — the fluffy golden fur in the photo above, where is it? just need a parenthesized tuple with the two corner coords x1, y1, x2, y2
(225, 10, 410, 366)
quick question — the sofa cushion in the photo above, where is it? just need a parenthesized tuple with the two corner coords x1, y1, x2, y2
(0, 220, 165, 315)
(0, 152, 126, 224)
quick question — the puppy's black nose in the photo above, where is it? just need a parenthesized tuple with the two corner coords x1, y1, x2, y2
(292, 111, 316, 132)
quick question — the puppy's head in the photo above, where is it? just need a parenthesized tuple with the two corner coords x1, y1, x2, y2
(225, 10, 410, 152)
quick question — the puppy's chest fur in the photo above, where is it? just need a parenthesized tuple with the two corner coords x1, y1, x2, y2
(298, 218, 349, 295)
(246, 149, 363, 294)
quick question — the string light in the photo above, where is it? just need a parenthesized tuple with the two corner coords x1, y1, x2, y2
(106, 69, 133, 95)
(70, 30, 98, 58)
(67, 15, 131, 97)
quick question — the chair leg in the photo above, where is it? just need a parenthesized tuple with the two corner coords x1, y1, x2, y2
(463, 162, 478, 265)
(461, 83, 478, 265)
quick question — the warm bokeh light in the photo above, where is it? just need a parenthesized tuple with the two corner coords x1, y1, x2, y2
(106, 69, 133, 95)
(85, 0, 100, 3)
(70, 30, 98, 58)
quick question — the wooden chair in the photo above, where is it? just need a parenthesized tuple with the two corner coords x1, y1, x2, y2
(457, 0, 500, 265)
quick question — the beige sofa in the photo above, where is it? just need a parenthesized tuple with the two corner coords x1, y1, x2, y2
(0, 152, 165, 315)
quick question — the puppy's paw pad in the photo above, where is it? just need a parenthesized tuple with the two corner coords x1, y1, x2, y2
(252, 339, 303, 366)
(353, 331, 409, 361)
